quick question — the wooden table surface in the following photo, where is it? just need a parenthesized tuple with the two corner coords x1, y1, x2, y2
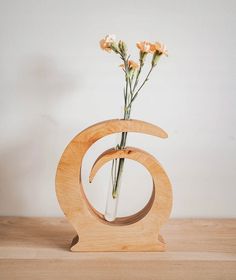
(0, 217, 235, 279)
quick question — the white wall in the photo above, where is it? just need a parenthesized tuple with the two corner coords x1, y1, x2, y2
(0, 0, 235, 218)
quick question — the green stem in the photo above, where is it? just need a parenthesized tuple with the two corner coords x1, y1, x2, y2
(132, 63, 142, 92)
(111, 56, 153, 199)
(111, 54, 132, 198)
(127, 65, 154, 109)
(112, 108, 130, 198)
(133, 66, 154, 100)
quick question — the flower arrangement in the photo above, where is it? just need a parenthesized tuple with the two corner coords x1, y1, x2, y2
(99, 34, 168, 221)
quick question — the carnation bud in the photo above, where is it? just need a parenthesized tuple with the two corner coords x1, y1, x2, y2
(118, 40, 127, 57)
(139, 51, 147, 66)
(151, 52, 161, 67)
(110, 42, 119, 54)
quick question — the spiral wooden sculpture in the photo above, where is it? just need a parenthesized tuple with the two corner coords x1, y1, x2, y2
(56, 119, 172, 251)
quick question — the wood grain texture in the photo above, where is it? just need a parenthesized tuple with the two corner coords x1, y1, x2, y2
(0, 218, 235, 280)
(55, 119, 172, 251)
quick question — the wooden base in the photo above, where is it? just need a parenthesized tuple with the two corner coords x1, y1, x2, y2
(70, 234, 166, 252)
(55, 119, 172, 251)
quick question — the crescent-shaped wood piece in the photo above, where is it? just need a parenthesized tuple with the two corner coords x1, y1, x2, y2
(55, 119, 172, 251)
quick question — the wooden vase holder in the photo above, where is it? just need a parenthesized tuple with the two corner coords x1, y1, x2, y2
(55, 119, 172, 252)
